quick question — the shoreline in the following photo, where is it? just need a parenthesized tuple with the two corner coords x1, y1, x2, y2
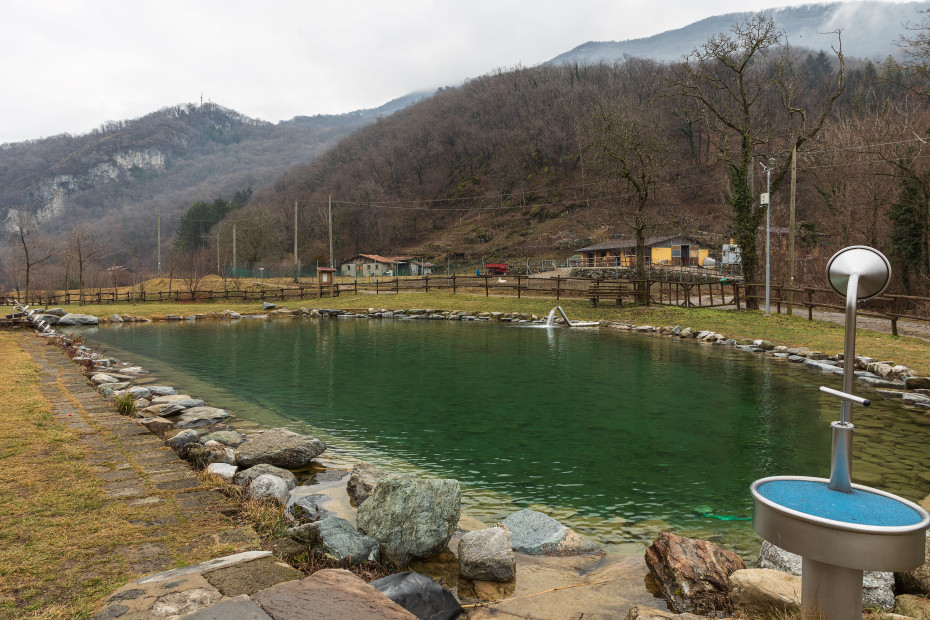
(47, 304, 930, 556)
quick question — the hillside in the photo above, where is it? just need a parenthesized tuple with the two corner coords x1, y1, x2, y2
(0, 91, 430, 260)
(549, 1, 930, 64)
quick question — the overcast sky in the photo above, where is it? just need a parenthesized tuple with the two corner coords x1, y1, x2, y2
(0, 0, 919, 144)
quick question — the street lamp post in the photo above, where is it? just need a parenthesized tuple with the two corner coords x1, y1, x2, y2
(760, 158, 776, 316)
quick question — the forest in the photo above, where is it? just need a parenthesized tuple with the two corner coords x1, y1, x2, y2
(5, 13, 930, 302)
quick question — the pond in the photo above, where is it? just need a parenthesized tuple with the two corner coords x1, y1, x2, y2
(78, 317, 930, 557)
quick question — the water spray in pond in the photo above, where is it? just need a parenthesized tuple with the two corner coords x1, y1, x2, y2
(545, 306, 598, 328)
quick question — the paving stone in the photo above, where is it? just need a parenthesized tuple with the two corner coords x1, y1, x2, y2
(203, 555, 302, 596)
(182, 595, 273, 620)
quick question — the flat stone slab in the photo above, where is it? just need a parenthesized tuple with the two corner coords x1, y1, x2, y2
(138, 551, 272, 584)
(252, 569, 415, 620)
(183, 594, 273, 620)
(204, 555, 303, 597)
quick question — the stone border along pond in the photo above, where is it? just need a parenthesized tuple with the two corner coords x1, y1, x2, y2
(30, 304, 930, 615)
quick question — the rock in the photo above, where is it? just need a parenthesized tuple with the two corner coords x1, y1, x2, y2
(906, 377, 930, 390)
(181, 442, 234, 469)
(175, 406, 231, 428)
(45, 307, 67, 317)
(458, 527, 515, 582)
(897, 594, 930, 620)
(249, 474, 290, 505)
(201, 430, 245, 446)
(356, 473, 461, 567)
(165, 429, 200, 452)
(108, 314, 123, 323)
(180, 594, 272, 620)
(728, 568, 801, 617)
(347, 462, 386, 507)
(206, 463, 238, 481)
(499, 509, 601, 556)
(758, 540, 894, 609)
(903, 393, 930, 409)
(305, 517, 380, 564)
(289, 494, 335, 523)
(125, 386, 152, 400)
(146, 386, 178, 397)
(644, 531, 745, 615)
(138, 416, 174, 435)
(624, 606, 704, 620)
(896, 532, 930, 596)
(57, 313, 99, 325)
(252, 568, 416, 619)
(151, 396, 205, 411)
(233, 464, 298, 491)
(370, 571, 463, 620)
(236, 428, 327, 469)
(262, 302, 276, 310)
(91, 373, 120, 384)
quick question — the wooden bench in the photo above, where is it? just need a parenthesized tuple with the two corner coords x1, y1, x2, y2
(588, 281, 630, 307)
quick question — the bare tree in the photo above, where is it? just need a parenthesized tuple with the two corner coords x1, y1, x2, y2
(67, 226, 108, 304)
(8, 210, 54, 304)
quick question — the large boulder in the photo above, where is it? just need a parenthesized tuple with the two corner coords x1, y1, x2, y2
(146, 386, 178, 397)
(759, 540, 894, 609)
(57, 313, 99, 325)
(728, 568, 801, 618)
(248, 474, 290, 505)
(458, 526, 515, 582)
(895, 532, 930, 596)
(347, 461, 386, 507)
(370, 571, 463, 620)
(644, 531, 745, 615)
(165, 429, 199, 452)
(174, 406, 230, 429)
(305, 517, 380, 564)
(233, 464, 297, 491)
(356, 474, 460, 567)
(499, 509, 601, 556)
(235, 428, 327, 469)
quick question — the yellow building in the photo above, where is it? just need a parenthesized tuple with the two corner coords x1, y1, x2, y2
(574, 236, 710, 268)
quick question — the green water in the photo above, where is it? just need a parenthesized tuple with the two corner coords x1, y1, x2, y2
(79, 318, 930, 555)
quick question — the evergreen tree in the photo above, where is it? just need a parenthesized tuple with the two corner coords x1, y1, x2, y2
(888, 172, 928, 292)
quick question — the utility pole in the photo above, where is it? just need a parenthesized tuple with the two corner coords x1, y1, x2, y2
(232, 223, 237, 276)
(217, 235, 221, 276)
(157, 211, 161, 276)
(294, 200, 299, 283)
(328, 194, 334, 268)
(760, 158, 776, 316)
(787, 145, 797, 316)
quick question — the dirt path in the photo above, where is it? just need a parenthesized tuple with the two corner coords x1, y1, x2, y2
(805, 310, 930, 342)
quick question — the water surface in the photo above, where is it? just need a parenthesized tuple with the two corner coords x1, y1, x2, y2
(79, 317, 930, 555)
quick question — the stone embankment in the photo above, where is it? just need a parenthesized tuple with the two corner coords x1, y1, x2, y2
(26, 304, 930, 619)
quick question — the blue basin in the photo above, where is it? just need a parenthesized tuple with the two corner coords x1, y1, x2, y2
(752, 476, 929, 571)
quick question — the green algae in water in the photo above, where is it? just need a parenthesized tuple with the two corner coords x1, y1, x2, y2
(79, 318, 930, 555)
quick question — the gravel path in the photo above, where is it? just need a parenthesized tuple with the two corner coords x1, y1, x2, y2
(807, 310, 930, 342)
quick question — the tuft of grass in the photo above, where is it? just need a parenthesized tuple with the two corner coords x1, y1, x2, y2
(112, 393, 136, 416)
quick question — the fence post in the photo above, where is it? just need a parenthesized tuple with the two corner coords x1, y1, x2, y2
(395, 277, 399, 294)
(485, 276, 489, 297)
(556, 276, 561, 301)
(452, 275, 457, 295)
(733, 284, 740, 310)
(425, 275, 429, 293)
(807, 289, 814, 321)
(517, 275, 522, 299)
(890, 297, 899, 337)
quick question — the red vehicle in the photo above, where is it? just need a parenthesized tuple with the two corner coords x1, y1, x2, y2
(483, 263, 509, 275)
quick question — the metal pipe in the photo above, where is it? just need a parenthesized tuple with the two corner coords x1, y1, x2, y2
(819, 386, 870, 407)
(841, 272, 860, 425)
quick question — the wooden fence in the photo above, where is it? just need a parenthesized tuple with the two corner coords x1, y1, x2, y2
(5, 276, 929, 333)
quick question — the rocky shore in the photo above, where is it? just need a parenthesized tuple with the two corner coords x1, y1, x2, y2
(28, 304, 930, 618)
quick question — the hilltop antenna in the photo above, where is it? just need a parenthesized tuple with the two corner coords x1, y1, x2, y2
(200, 93, 203, 107)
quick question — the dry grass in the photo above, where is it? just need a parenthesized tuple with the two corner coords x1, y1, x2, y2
(0, 333, 244, 619)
